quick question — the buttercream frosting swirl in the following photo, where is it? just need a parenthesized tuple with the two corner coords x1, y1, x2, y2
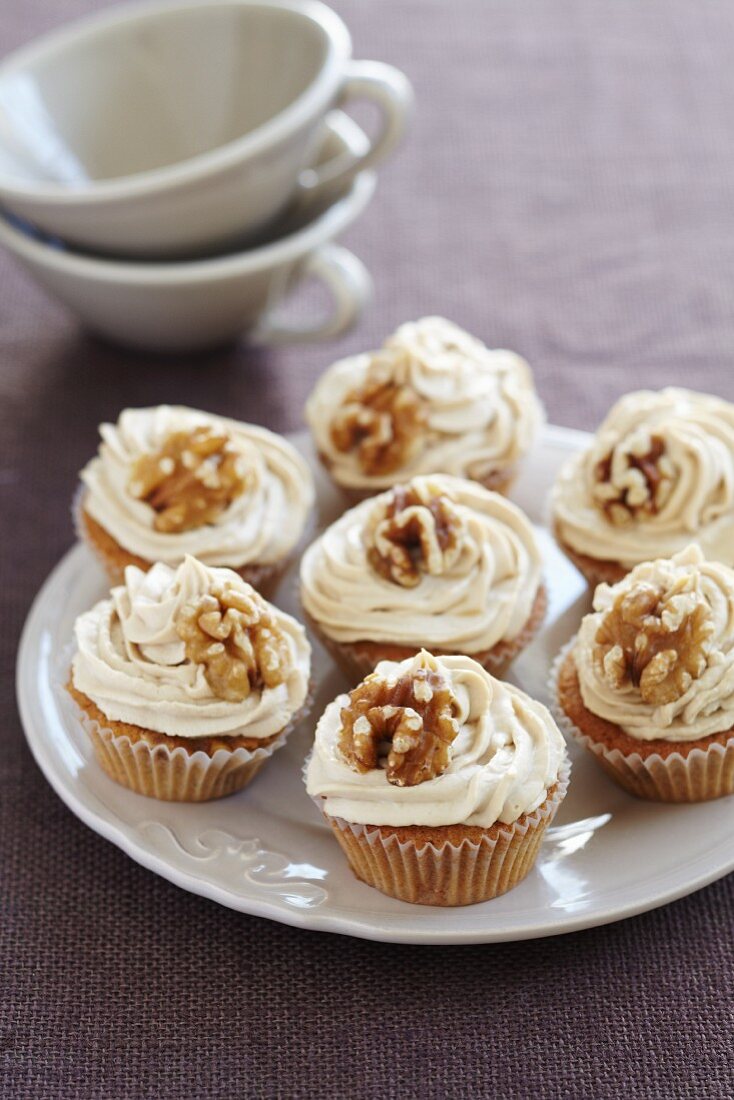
(71, 556, 311, 738)
(306, 652, 567, 827)
(573, 546, 734, 741)
(81, 405, 314, 568)
(306, 316, 544, 489)
(552, 388, 734, 569)
(300, 475, 543, 651)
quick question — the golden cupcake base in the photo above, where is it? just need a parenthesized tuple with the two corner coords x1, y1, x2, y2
(317, 765, 568, 906)
(553, 647, 734, 803)
(68, 682, 291, 802)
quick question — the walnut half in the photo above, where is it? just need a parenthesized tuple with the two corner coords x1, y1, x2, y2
(177, 582, 291, 702)
(329, 357, 428, 476)
(365, 482, 466, 587)
(593, 578, 714, 706)
(129, 426, 250, 533)
(591, 429, 676, 526)
(338, 654, 460, 786)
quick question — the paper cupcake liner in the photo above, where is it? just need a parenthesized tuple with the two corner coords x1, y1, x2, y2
(61, 645, 313, 801)
(300, 584, 548, 683)
(551, 523, 627, 590)
(549, 640, 734, 803)
(83, 713, 284, 801)
(73, 485, 288, 596)
(304, 754, 571, 906)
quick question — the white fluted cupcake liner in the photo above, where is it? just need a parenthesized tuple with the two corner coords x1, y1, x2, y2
(73, 485, 290, 596)
(70, 696, 290, 802)
(60, 636, 313, 801)
(304, 754, 571, 906)
(549, 640, 734, 803)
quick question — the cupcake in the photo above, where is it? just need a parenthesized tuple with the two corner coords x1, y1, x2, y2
(553, 545, 734, 802)
(552, 387, 734, 587)
(76, 405, 315, 593)
(66, 555, 311, 801)
(300, 474, 546, 680)
(306, 316, 544, 502)
(306, 650, 570, 905)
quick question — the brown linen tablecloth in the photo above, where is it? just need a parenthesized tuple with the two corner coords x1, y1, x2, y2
(3, 2, 734, 1097)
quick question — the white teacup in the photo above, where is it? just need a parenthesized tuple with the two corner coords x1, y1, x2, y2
(0, 113, 374, 351)
(0, 0, 411, 257)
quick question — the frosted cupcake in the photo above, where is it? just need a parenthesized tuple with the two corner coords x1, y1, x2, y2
(300, 475, 545, 679)
(552, 388, 734, 586)
(306, 650, 569, 905)
(306, 316, 544, 501)
(77, 405, 314, 593)
(67, 555, 311, 801)
(553, 545, 734, 802)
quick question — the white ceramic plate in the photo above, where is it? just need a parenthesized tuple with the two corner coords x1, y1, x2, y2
(17, 426, 734, 944)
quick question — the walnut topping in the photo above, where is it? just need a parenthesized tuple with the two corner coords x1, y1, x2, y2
(329, 358, 428, 476)
(129, 427, 250, 533)
(338, 654, 461, 786)
(177, 583, 291, 702)
(594, 578, 714, 706)
(592, 430, 676, 526)
(365, 482, 466, 587)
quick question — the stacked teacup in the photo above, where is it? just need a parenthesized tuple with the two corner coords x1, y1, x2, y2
(0, 0, 412, 351)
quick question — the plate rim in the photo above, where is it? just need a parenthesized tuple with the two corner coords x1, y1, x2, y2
(16, 422, 734, 944)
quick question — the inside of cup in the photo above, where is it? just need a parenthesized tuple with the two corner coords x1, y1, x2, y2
(6, 111, 365, 255)
(0, 3, 331, 186)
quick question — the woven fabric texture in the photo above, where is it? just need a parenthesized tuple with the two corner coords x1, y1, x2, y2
(2, 1, 734, 1097)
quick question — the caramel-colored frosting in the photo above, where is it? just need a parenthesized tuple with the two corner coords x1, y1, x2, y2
(306, 651, 567, 827)
(573, 546, 734, 741)
(553, 388, 734, 569)
(300, 475, 542, 652)
(72, 556, 311, 739)
(306, 317, 544, 489)
(81, 406, 314, 568)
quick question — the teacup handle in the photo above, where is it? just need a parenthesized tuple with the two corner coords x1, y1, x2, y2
(251, 243, 372, 346)
(297, 60, 413, 195)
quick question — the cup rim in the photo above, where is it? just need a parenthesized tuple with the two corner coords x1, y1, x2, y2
(0, 115, 376, 284)
(0, 0, 352, 205)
